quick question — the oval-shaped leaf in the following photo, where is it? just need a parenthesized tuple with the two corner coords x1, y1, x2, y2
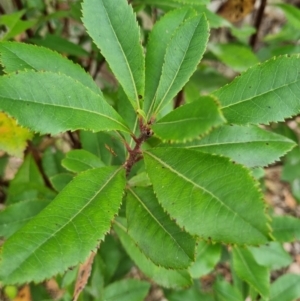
(0, 166, 126, 284)
(152, 96, 225, 142)
(62, 149, 105, 173)
(0, 71, 130, 135)
(147, 13, 209, 117)
(114, 218, 192, 289)
(213, 280, 244, 301)
(189, 241, 221, 278)
(248, 242, 292, 270)
(181, 125, 296, 167)
(0, 41, 100, 94)
(126, 186, 196, 269)
(213, 55, 300, 125)
(269, 274, 300, 301)
(232, 247, 270, 299)
(209, 43, 259, 73)
(82, 0, 144, 109)
(143, 7, 196, 115)
(271, 215, 300, 242)
(144, 148, 270, 245)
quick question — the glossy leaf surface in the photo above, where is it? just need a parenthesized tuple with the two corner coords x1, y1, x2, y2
(232, 247, 269, 299)
(126, 186, 196, 269)
(0, 166, 126, 284)
(146, 13, 209, 117)
(152, 96, 225, 142)
(114, 218, 192, 288)
(213, 55, 300, 125)
(82, 0, 144, 109)
(0, 42, 99, 94)
(144, 148, 269, 245)
(182, 125, 295, 167)
(0, 71, 130, 135)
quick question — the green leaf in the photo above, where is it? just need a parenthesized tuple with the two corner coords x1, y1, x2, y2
(29, 35, 89, 58)
(189, 241, 221, 278)
(62, 150, 104, 173)
(269, 274, 300, 301)
(128, 172, 151, 187)
(126, 186, 196, 269)
(248, 242, 292, 270)
(282, 148, 300, 182)
(146, 13, 209, 117)
(213, 55, 300, 125)
(194, 6, 231, 29)
(80, 131, 126, 166)
(114, 218, 192, 289)
(7, 153, 45, 204)
(0, 10, 36, 41)
(144, 148, 269, 245)
(143, 7, 196, 115)
(209, 43, 259, 73)
(180, 125, 296, 168)
(277, 3, 300, 30)
(213, 279, 244, 301)
(0, 41, 100, 94)
(0, 71, 130, 135)
(134, 0, 209, 9)
(82, 0, 144, 110)
(271, 215, 300, 242)
(104, 279, 150, 301)
(152, 96, 225, 142)
(0, 166, 126, 284)
(41, 147, 66, 179)
(50, 173, 73, 192)
(0, 199, 51, 239)
(0, 112, 33, 158)
(232, 247, 270, 299)
(165, 286, 214, 301)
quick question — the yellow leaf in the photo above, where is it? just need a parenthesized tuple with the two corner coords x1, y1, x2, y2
(0, 112, 32, 158)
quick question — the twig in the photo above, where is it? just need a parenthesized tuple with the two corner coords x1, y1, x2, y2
(26, 141, 53, 189)
(0, 3, 5, 14)
(249, 0, 267, 50)
(67, 131, 81, 149)
(123, 117, 153, 176)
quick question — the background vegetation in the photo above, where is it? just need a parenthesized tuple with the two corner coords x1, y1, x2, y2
(0, 0, 300, 300)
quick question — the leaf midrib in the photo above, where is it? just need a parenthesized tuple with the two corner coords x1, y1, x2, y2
(221, 77, 300, 109)
(0, 96, 127, 130)
(145, 151, 265, 236)
(101, 1, 139, 109)
(6, 167, 122, 279)
(153, 16, 202, 115)
(128, 187, 191, 261)
(235, 248, 267, 296)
